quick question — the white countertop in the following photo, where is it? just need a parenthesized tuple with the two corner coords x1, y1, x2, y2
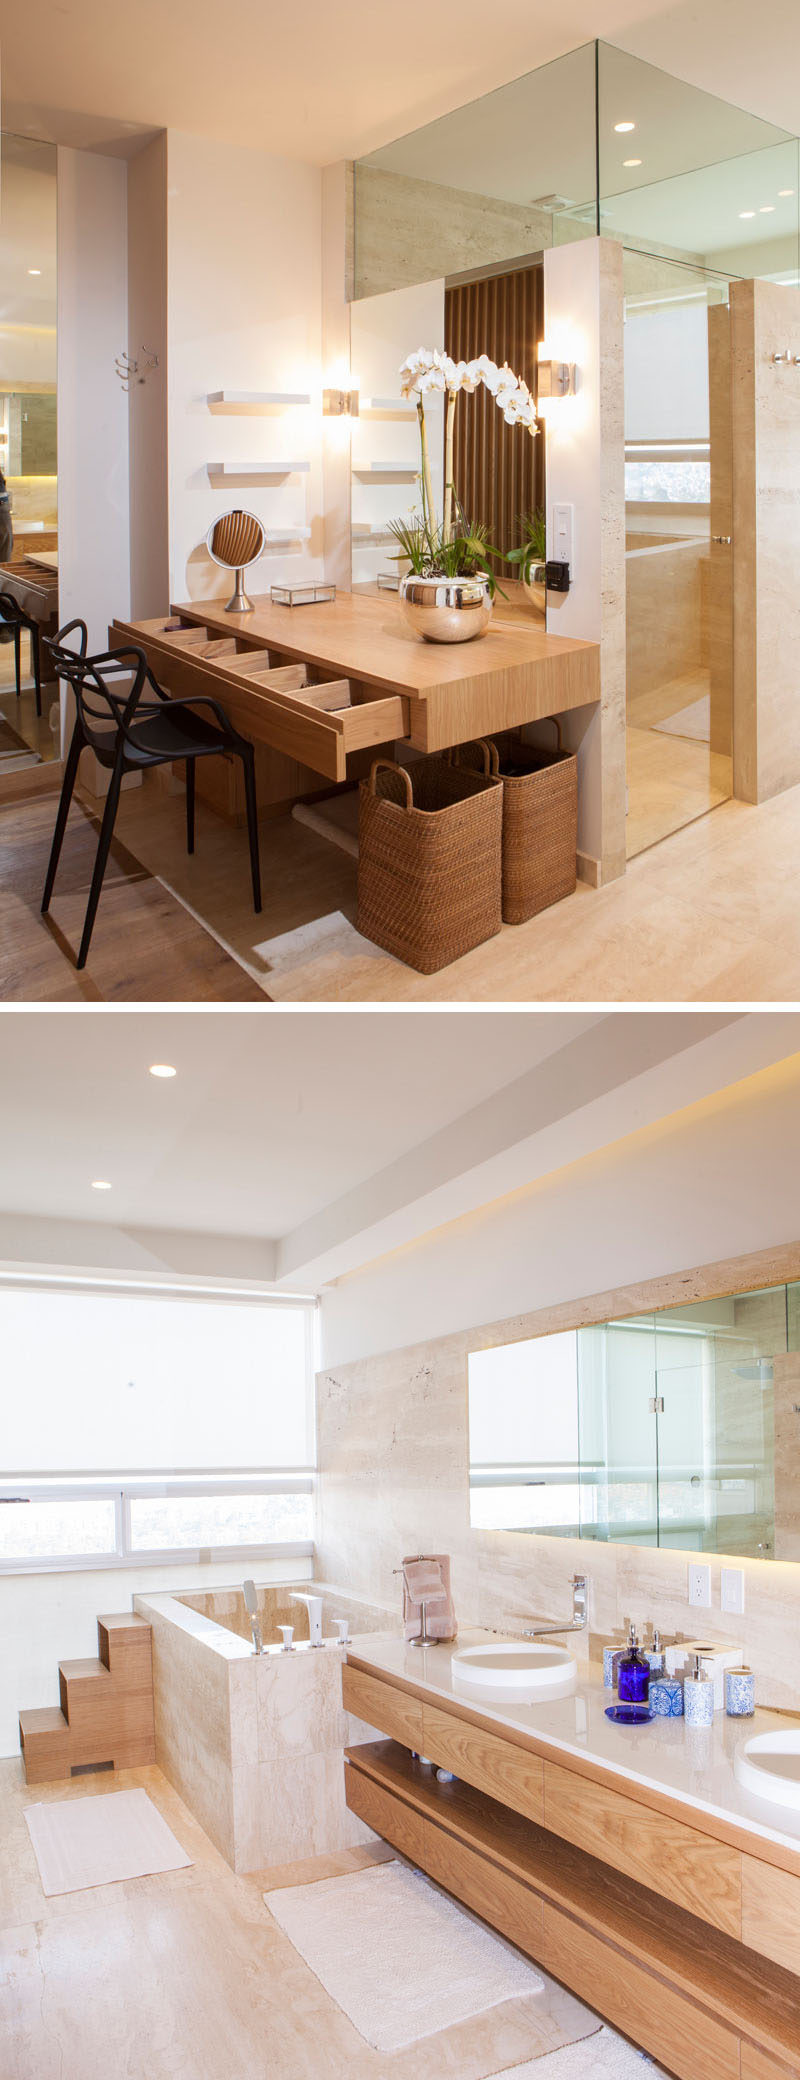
(347, 1627, 800, 1862)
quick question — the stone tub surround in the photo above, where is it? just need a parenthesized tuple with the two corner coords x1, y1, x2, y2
(345, 1629, 800, 1862)
(177, 1581, 393, 1645)
(134, 1586, 398, 1872)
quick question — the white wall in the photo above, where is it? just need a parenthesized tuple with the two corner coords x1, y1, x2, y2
(166, 132, 324, 605)
(57, 147, 131, 653)
(319, 1053, 800, 1369)
(127, 134, 169, 617)
(1, 1552, 311, 1759)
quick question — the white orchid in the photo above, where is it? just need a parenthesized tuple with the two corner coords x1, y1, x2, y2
(398, 344, 538, 549)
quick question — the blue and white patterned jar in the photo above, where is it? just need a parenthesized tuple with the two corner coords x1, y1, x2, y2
(649, 1676, 684, 1718)
(684, 1660, 714, 1727)
(725, 1666, 755, 1717)
(603, 1645, 625, 1689)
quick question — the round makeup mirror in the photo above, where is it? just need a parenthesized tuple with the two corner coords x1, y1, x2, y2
(206, 508, 266, 613)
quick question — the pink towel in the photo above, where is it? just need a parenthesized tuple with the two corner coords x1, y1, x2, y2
(402, 1553, 456, 1642)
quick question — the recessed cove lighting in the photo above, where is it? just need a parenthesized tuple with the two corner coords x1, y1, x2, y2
(739, 210, 756, 219)
(623, 159, 642, 168)
(760, 205, 775, 214)
(148, 1063, 177, 1078)
(91, 1179, 112, 1191)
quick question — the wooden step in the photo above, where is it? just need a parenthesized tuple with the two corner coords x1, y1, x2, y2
(18, 1706, 71, 1784)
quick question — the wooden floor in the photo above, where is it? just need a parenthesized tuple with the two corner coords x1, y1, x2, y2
(0, 794, 265, 1002)
(0, 1756, 601, 2080)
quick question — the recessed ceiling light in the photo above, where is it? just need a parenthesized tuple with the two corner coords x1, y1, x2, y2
(623, 159, 642, 168)
(739, 210, 756, 219)
(759, 205, 775, 213)
(27, 267, 41, 276)
(91, 1179, 112, 1191)
(148, 1063, 177, 1078)
(778, 189, 794, 197)
(614, 122, 635, 133)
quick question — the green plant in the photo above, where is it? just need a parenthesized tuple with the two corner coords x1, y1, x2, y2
(505, 508, 547, 584)
(387, 510, 505, 594)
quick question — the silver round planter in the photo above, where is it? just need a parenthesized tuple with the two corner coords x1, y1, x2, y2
(399, 573, 493, 644)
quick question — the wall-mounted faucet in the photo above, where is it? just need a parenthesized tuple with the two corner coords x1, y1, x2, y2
(511, 1574, 588, 1639)
(243, 1579, 263, 1654)
(291, 1592, 324, 1646)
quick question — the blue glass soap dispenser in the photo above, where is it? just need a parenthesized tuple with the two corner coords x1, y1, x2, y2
(617, 1624, 651, 1706)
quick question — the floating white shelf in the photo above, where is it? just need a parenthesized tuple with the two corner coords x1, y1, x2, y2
(352, 522, 396, 541)
(352, 461, 417, 478)
(205, 461, 310, 481)
(207, 390, 311, 414)
(361, 396, 417, 419)
(263, 526, 312, 543)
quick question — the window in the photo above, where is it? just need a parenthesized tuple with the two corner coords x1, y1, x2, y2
(0, 1277, 316, 1572)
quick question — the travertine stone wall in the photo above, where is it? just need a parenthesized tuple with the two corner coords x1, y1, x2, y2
(316, 1239, 800, 1712)
(731, 276, 800, 803)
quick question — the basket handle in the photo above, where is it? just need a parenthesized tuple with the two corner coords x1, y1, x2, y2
(544, 716, 564, 753)
(447, 737, 500, 777)
(368, 757, 413, 809)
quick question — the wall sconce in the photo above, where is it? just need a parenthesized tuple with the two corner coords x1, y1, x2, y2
(323, 387, 360, 417)
(536, 349, 577, 412)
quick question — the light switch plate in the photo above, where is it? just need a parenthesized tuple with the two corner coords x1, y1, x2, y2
(720, 1566, 745, 1616)
(688, 1561, 712, 1609)
(552, 502, 574, 576)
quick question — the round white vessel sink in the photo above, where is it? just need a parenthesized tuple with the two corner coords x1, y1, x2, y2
(734, 1728, 800, 1812)
(451, 1642, 577, 1701)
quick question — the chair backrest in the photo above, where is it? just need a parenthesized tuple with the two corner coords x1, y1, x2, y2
(45, 620, 150, 761)
(0, 589, 25, 630)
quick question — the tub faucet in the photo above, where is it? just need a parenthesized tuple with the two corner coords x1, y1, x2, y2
(243, 1579, 263, 1655)
(291, 1592, 324, 1646)
(513, 1574, 588, 1639)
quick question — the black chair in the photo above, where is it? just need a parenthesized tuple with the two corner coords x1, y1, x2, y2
(41, 618, 262, 969)
(0, 589, 42, 718)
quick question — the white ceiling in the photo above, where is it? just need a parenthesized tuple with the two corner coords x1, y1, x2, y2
(0, 1010, 599, 1237)
(3, 0, 800, 166)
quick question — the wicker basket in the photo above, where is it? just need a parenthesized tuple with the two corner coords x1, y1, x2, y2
(454, 722, 577, 925)
(357, 756, 503, 974)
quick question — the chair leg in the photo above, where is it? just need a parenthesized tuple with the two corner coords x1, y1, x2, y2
(242, 748, 262, 913)
(76, 758, 125, 970)
(13, 626, 20, 698)
(185, 757, 196, 855)
(41, 723, 84, 914)
(31, 627, 42, 719)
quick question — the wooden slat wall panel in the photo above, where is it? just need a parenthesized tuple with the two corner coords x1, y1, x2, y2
(445, 265, 544, 569)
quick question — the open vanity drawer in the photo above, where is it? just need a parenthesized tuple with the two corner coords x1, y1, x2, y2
(109, 615, 409, 783)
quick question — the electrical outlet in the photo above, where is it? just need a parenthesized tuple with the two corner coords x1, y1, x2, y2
(688, 1562, 712, 1609)
(721, 1566, 745, 1616)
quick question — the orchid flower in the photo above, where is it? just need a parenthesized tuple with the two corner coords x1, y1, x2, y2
(398, 345, 538, 551)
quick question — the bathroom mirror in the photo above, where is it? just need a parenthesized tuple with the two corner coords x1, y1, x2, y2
(468, 1278, 800, 1561)
(206, 508, 266, 612)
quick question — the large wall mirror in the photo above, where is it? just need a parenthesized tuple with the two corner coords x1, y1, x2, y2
(468, 1278, 800, 1560)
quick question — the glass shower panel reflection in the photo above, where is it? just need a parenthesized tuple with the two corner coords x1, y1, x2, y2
(577, 1319, 658, 1543)
(622, 253, 733, 857)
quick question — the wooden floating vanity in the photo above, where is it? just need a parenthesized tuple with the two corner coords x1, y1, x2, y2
(341, 1642, 800, 2080)
(110, 591, 599, 796)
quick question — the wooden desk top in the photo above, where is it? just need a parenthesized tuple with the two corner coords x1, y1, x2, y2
(172, 589, 599, 707)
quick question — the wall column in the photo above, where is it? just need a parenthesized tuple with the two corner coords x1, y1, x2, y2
(731, 276, 800, 803)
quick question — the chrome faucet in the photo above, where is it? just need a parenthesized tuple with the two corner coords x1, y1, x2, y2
(513, 1574, 588, 1639)
(243, 1579, 263, 1655)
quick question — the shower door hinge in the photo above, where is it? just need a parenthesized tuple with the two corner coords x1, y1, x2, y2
(649, 1395, 665, 1414)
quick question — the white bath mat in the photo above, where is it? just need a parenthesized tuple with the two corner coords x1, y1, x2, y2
(652, 695, 710, 743)
(493, 2025, 661, 2076)
(264, 1858, 544, 2051)
(24, 1788, 192, 1896)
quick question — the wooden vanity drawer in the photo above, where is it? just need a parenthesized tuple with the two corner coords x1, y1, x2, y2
(540, 1901, 740, 2080)
(111, 616, 408, 783)
(421, 1704, 544, 1825)
(344, 1760, 426, 1864)
(543, 1762, 741, 1936)
(341, 1666, 423, 1750)
(742, 1855, 800, 1976)
(742, 2048, 800, 2080)
(423, 1822, 544, 1958)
